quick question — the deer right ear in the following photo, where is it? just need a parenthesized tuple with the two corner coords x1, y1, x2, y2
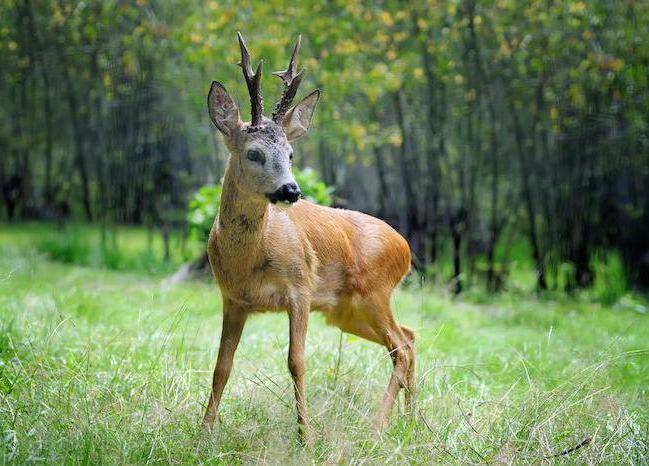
(281, 89, 320, 141)
(207, 81, 240, 135)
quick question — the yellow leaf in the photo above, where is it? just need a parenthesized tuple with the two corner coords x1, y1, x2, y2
(378, 11, 394, 27)
(611, 58, 624, 72)
(388, 131, 402, 147)
(334, 40, 359, 55)
(569, 1, 586, 13)
(350, 123, 367, 150)
(394, 32, 407, 43)
(550, 106, 559, 121)
(376, 32, 389, 45)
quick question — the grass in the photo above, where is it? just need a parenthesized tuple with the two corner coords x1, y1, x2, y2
(0, 224, 648, 463)
(0, 222, 202, 276)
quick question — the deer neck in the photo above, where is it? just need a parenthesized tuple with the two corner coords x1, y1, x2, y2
(217, 160, 269, 260)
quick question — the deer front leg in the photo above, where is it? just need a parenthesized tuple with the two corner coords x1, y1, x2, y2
(202, 300, 247, 429)
(288, 302, 311, 444)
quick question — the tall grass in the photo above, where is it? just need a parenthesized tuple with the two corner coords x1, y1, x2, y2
(0, 222, 202, 276)
(0, 232, 648, 463)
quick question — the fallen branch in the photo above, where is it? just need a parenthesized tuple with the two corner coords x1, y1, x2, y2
(544, 437, 591, 459)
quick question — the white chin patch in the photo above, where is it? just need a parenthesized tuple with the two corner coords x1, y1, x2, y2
(274, 201, 293, 210)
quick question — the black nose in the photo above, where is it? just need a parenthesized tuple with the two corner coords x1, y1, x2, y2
(268, 183, 301, 204)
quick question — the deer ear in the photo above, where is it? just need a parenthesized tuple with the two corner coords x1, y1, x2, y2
(207, 81, 240, 135)
(281, 89, 320, 141)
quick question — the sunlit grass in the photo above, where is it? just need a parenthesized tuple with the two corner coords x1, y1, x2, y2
(0, 222, 202, 276)
(0, 228, 648, 463)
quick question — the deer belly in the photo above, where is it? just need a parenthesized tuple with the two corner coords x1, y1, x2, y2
(311, 290, 339, 311)
(310, 263, 346, 311)
(244, 281, 295, 312)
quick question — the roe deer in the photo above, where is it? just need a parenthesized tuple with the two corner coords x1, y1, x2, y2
(202, 32, 415, 441)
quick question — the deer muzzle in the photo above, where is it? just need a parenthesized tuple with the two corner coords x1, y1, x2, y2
(266, 182, 301, 204)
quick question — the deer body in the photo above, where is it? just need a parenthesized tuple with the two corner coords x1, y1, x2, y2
(202, 33, 416, 440)
(209, 168, 411, 314)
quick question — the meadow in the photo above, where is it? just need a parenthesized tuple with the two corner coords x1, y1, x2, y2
(0, 224, 648, 464)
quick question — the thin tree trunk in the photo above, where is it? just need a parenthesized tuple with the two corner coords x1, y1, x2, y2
(393, 91, 421, 257)
(373, 146, 390, 219)
(511, 109, 547, 290)
(55, 40, 93, 221)
(449, 210, 464, 295)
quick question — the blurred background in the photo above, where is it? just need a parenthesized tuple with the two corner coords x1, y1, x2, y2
(2, 0, 649, 297)
(2, 3, 649, 461)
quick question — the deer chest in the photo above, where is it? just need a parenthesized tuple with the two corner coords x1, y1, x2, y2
(207, 242, 305, 311)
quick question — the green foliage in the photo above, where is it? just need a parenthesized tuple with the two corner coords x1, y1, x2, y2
(187, 185, 221, 242)
(294, 166, 334, 206)
(26, 223, 199, 275)
(558, 261, 578, 292)
(592, 250, 628, 306)
(37, 235, 90, 265)
(37, 234, 172, 274)
(186, 168, 333, 242)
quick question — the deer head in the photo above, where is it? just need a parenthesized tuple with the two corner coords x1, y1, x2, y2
(207, 32, 320, 205)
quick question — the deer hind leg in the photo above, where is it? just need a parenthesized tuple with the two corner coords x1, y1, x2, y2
(330, 294, 415, 430)
(375, 318, 413, 430)
(400, 325, 416, 413)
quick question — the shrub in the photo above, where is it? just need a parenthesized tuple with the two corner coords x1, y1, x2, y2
(37, 234, 90, 265)
(592, 250, 628, 306)
(37, 225, 178, 274)
(186, 167, 334, 242)
(187, 185, 222, 242)
(294, 167, 334, 206)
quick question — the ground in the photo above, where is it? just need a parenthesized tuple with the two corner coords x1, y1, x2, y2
(0, 225, 648, 464)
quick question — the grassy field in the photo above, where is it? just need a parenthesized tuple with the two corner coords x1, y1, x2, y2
(1, 225, 648, 464)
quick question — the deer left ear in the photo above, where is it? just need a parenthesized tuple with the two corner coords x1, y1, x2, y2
(207, 81, 240, 136)
(281, 89, 320, 141)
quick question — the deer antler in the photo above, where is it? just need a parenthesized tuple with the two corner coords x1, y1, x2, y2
(272, 35, 304, 123)
(237, 32, 263, 127)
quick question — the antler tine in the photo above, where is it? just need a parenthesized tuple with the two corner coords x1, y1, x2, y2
(272, 35, 305, 123)
(237, 32, 263, 127)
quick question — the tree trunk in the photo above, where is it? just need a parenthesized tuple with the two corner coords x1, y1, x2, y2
(393, 91, 422, 258)
(450, 216, 463, 295)
(511, 109, 547, 290)
(373, 146, 390, 219)
(56, 44, 93, 221)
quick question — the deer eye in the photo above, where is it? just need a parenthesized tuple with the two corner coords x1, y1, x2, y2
(246, 149, 265, 164)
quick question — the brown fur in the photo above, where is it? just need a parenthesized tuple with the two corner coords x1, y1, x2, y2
(202, 69, 416, 441)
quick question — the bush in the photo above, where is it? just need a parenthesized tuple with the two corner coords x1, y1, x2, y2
(37, 234, 90, 265)
(592, 250, 628, 306)
(187, 185, 222, 242)
(294, 167, 334, 206)
(186, 167, 334, 242)
(36, 225, 180, 274)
